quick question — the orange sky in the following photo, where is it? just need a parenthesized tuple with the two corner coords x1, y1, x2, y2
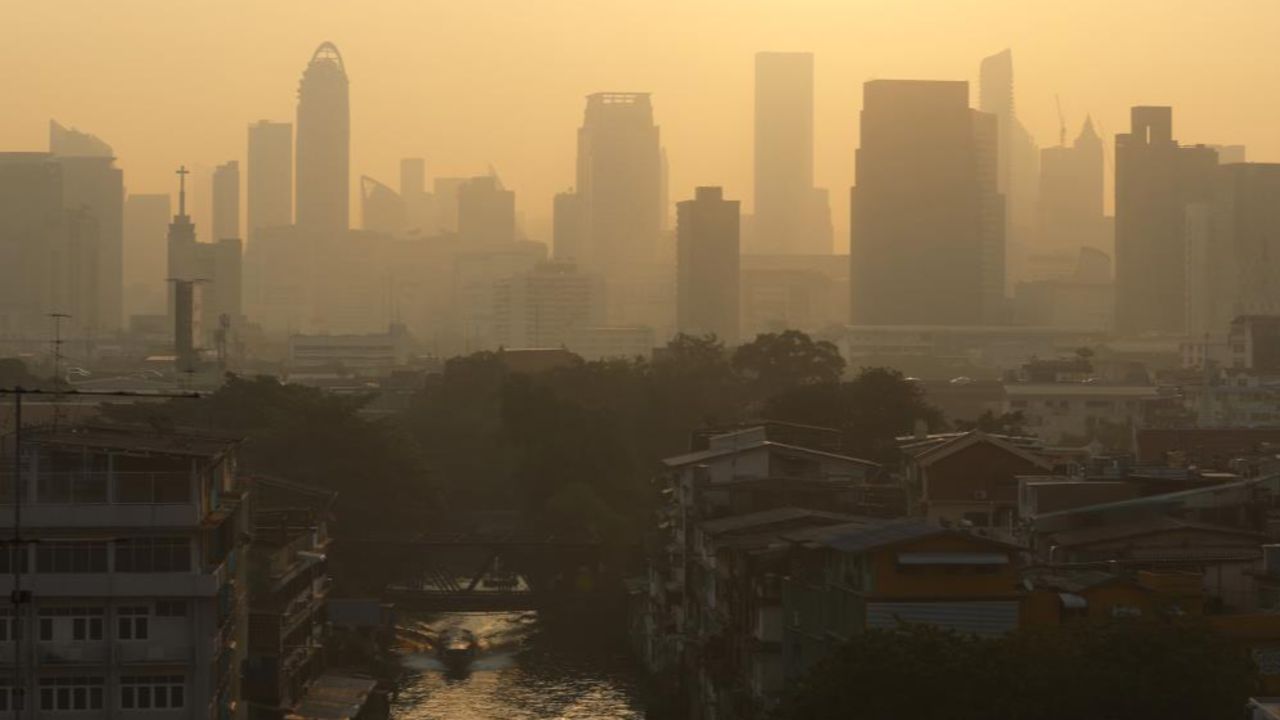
(5, 0, 1278, 250)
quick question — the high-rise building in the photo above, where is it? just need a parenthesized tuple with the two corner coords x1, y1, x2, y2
(360, 176, 405, 234)
(0, 424, 250, 718)
(458, 175, 515, 245)
(0, 153, 102, 340)
(295, 42, 349, 232)
(1186, 163, 1280, 338)
(1038, 117, 1106, 256)
(851, 80, 1004, 326)
(753, 52, 832, 255)
(979, 49, 1039, 263)
(212, 160, 240, 241)
(124, 192, 172, 317)
(400, 157, 425, 198)
(552, 191, 586, 261)
(677, 187, 740, 343)
(1114, 107, 1217, 335)
(399, 158, 434, 234)
(564, 92, 662, 276)
(247, 120, 293, 241)
(50, 121, 124, 333)
(493, 260, 603, 349)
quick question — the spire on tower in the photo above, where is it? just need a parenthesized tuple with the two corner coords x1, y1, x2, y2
(176, 165, 190, 218)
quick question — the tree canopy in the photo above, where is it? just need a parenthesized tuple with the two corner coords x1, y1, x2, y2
(776, 620, 1257, 720)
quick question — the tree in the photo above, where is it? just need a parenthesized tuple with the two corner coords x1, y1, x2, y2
(732, 331, 845, 399)
(774, 619, 1257, 720)
(764, 367, 944, 463)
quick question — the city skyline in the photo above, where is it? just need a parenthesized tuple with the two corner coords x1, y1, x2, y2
(5, 2, 1278, 250)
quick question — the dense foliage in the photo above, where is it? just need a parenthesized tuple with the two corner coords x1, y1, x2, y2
(87, 331, 944, 546)
(776, 621, 1258, 720)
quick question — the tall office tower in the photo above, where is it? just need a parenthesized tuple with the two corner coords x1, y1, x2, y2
(677, 187, 741, 343)
(851, 80, 1003, 326)
(0, 153, 101, 338)
(168, 167, 244, 345)
(295, 42, 349, 232)
(492, 260, 603, 349)
(50, 120, 124, 333)
(553, 191, 586, 260)
(972, 110, 1008, 324)
(1186, 163, 1280, 338)
(458, 175, 515, 245)
(124, 192, 172, 316)
(753, 52, 832, 255)
(433, 177, 467, 233)
(0, 424, 250, 718)
(1038, 117, 1106, 256)
(979, 50, 1039, 269)
(399, 158, 434, 234)
(167, 167, 199, 331)
(211, 160, 240, 241)
(565, 92, 662, 276)
(247, 120, 293, 241)
(360, 176, 406, 234)
(400, 157, 425, 197)
(1115, 107, 1217, 335)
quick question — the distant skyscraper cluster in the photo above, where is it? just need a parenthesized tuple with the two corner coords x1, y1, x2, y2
(8, 40, 1280, 370)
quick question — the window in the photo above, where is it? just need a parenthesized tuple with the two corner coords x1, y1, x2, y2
(35, 542, 107, 573)
(155, 600, 187, 617)
(37, 607, 104, 642)
(0, 609, 14, 643)
(114, 537, 190, 573)
(116, 474, 191, 504)
(121, 675, 185, 710)
(0, 546, 29, 574)
(117, 606, 149, 641)
(38, 676, 104, 711)
(0, 682, 25, 712)
(36, 450, 108, 504)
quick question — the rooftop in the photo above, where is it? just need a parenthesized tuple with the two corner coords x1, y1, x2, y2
(23, 423, 242, 458)
(1048, 515, 1269, 549)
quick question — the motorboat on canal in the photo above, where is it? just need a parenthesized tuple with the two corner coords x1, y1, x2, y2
(437, 628, 479, 670)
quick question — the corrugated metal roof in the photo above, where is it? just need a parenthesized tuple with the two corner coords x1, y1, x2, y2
(896, 552, 1008, 565)
(662, 440, 879, 470)
(866, 600, 1019, 637)
(699, 507, 855, 536)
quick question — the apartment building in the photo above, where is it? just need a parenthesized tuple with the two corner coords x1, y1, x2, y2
(0, 424, 249, 719)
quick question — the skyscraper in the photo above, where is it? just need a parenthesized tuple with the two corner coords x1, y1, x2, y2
(212, 160, 240, 241)
(360, 176, 405, 234)
(753, 52, 832, 255)
(295, 42, 349, 232)
(1186, 163, 1280, 338)
(567, 92, 662, 276)
(247, 120, 293, 241)
(50, 121, 124, 332)
(1038, 117, 1106, 255)
(124, 192, 171, 316)
(979, 50, 1039, 275)
(851, 80, 1004, 326)
(677, 187, 740, 343)
(1114, 107, 1217, 335)
(458, 175, 515, 245)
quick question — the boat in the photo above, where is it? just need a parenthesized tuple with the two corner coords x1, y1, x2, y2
(437, 629, 478, 670)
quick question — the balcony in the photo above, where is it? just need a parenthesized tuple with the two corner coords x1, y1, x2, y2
(37, 641, 108, 664)
(115, 641, 194, 664)
(0, 571, 223, 598)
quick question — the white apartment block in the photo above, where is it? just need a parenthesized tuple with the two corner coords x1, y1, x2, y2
(0, 424, 249, 720)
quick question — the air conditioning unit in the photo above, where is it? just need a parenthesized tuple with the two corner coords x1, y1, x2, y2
(973, 490, 989, 501)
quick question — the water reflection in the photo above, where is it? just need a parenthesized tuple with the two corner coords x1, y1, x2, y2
(391, 611, 646, 719)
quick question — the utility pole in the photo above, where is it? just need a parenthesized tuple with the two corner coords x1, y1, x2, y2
(47, 313, 70, 431)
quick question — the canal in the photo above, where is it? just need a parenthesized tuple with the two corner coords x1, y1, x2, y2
(390, 611, 649, 719)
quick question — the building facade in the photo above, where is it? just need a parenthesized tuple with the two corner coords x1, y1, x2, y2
(752, 52, 832, 255)
(0, 424, 250, 719)
(295, 43, 350, 233)
(850, 80, 1004, 326)
(246, 121, 293, 242)
(676, 187, 740, 343)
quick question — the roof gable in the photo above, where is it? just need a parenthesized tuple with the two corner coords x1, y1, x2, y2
(914, 430, 1053, 471)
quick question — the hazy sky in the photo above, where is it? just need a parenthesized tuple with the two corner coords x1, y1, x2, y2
(5, 0, 1278, 249)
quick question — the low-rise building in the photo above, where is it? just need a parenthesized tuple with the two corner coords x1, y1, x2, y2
(904, 430, 1053, 529)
